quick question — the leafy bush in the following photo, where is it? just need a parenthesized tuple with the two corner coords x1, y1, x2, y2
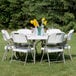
(63, 12, 75, 25)
(0, 0, 76, 32)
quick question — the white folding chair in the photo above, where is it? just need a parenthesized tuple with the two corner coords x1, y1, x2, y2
(64, 29, 74, 60)
(1, 30, 12, 61)
(67, 29, 74, 40)
(10, 33, 34, 64)
(41, 32, 65, 65)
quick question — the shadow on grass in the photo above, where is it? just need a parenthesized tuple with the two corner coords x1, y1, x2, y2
(8, 53, 76, 63)
(64, 54, 76, 60)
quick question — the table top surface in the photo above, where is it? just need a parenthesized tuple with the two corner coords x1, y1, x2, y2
(11, 28, 63, 40)
(27, 35, 48, 40)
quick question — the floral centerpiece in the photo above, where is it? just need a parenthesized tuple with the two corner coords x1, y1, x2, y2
(41, 17, 47, 26)
(30, 19, 39, 27)
(30, 18, 47, 35)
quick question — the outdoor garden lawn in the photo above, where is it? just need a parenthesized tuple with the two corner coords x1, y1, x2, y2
(0, 32, 76, 76)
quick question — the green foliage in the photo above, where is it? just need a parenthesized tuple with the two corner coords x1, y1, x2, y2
(63, 12, 75, 25)
(0, 0, 76, 32)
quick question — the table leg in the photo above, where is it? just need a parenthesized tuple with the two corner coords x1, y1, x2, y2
(33, 40, 40, 64)
(33, 41, 36, 64)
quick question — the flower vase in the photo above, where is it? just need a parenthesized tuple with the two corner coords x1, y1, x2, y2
(41, 24, 45, 36)
(33, 27, 38, 35)
(38, 26, 41, 36)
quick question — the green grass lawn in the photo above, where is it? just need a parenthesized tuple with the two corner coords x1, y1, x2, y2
(0, 32, 76, 76)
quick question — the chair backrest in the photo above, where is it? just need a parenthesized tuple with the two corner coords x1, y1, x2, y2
(17, 29, 32, 35)
(46, 29, 61, 35)
(12, 33, 28, 44)
(1, 30, 10, 41)
(47, 32, 65, 45)
(67, 29, 74, 40)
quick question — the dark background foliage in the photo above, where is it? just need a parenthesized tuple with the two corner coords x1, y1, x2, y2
(0, 0, 76, 32)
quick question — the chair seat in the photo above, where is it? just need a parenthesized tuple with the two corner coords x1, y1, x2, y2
(12, 46, 34, 53)
(5, 46, 11, 50)
(64, 45, 71, 49)
(5, 45, 14, 50)
(41, 47, 63, 53)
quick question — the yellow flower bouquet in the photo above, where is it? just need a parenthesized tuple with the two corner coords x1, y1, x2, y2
(41, 17, 47, 26)
(30, 17, 47, 27)
(30, 19, 39, 27)
(30, 18, 47, 35)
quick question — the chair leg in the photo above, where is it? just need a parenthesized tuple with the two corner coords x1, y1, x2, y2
(30, 50, 34, 61)
(47, 52, 50, 66)
(13, 51, 17, 59)
(2, 49, 8, 61)
(56, 52, 61, 60)
(24, 53, 28, 64)
(10, 51, 14, 63)
(62, 52, 65, 64)
(68, 48, 72, 60)
(40, 51, 44, 63)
